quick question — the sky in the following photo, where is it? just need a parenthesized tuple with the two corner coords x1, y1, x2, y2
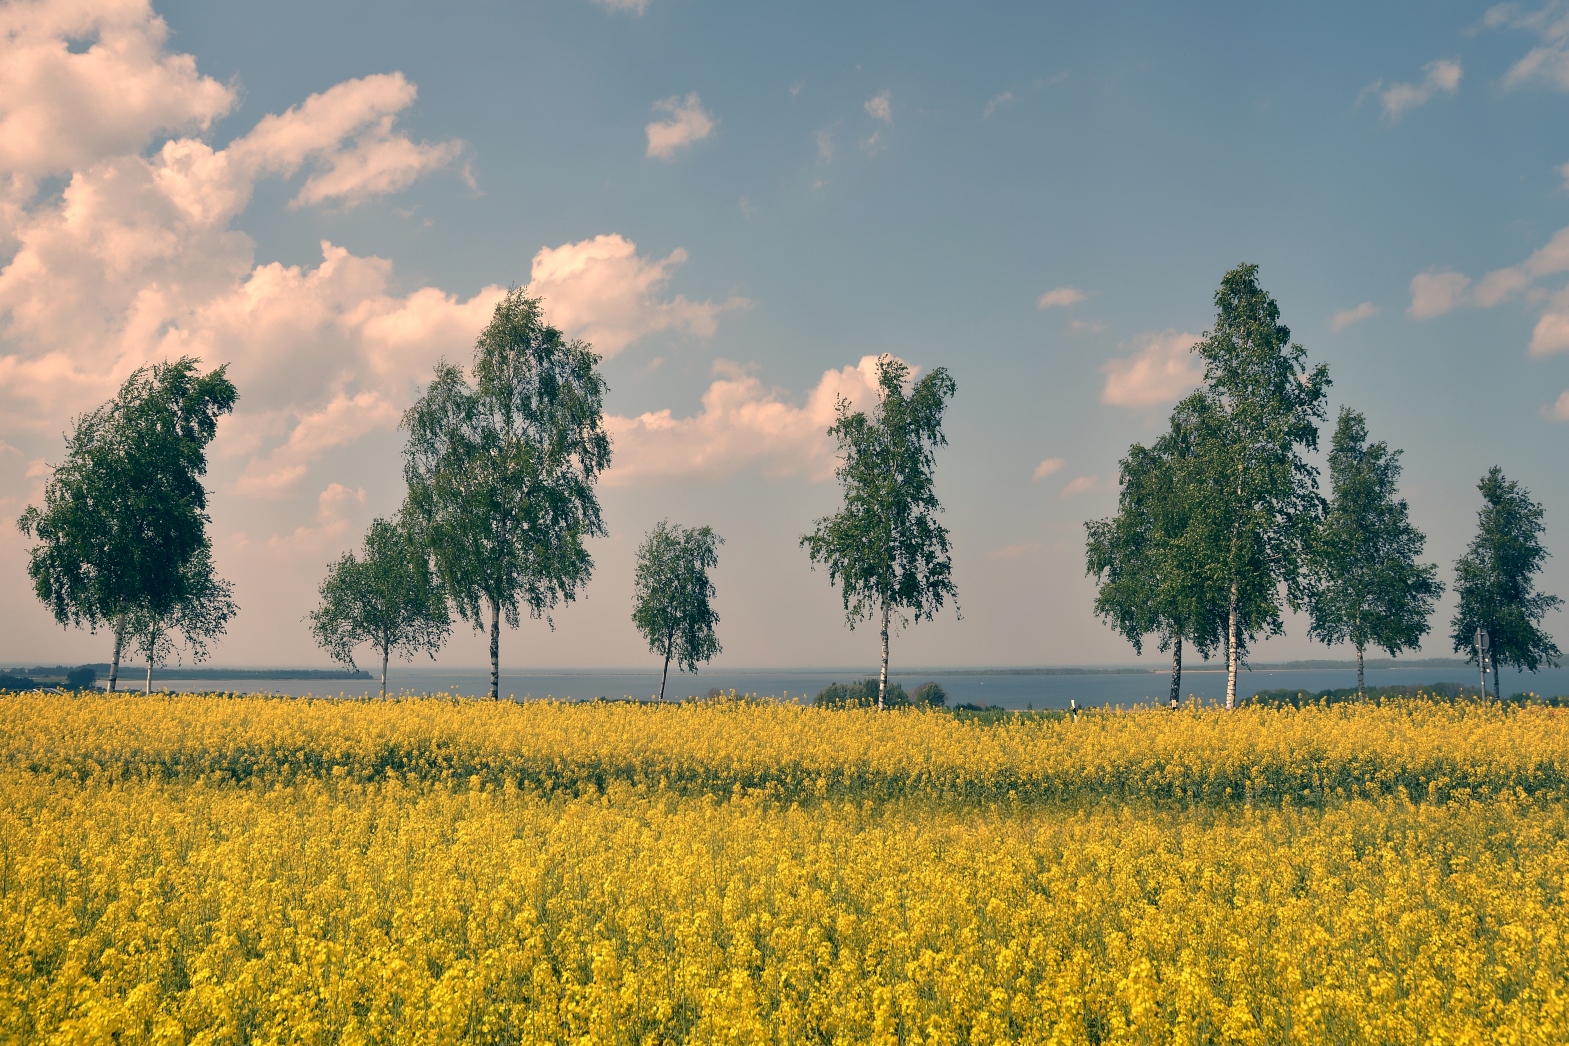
(3, 0, 1569, 673)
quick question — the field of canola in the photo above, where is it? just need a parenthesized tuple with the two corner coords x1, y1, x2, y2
(5, 693, 1569, 1044)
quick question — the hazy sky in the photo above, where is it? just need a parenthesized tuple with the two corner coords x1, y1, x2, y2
(3, 0, 1568, 672)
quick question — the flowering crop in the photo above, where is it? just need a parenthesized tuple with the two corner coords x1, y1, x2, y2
(4, 693, 1569, 1043)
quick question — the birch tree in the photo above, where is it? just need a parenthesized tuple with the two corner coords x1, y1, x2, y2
(1305, 409, 1442, 697)
(402, 289, 611, 699)
(1450, 467, 1561, 698)
(1087, 393, 1227, 704)
(801, 356, 957, 710)
(631, 521, 723, 702)
(124, 543, 237, 694)
(310, 518, 451, 696)
(1190, 264, 1329, 709)
(17, 359, 237, 691)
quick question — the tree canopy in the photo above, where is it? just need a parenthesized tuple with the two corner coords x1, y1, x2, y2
(310, 517, 452, 697)
(17, 358, 237, 690)
(1450, 467, 1561, 698)
(1305, 409, 1442, 696)
(402, 289, 611, 699)
(632, 521, 723, 702)
(801, 356, 957, 710)
(1087, 391, 1228, 705)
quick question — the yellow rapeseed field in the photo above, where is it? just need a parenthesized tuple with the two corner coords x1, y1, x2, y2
(4, 693, 1569, 1044)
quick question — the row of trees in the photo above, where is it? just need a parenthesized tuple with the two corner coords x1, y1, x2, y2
(1086, 264, 1561, 704)
(305, 291, 960, 704)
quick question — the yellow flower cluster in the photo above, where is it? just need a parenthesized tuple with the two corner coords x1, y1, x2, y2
(4, 693, 1569, 1043)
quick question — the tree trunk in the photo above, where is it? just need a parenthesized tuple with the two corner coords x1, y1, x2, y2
(380, 642, 389, 699)
(1493, 656, 1502, 705)
(145, 657, 152, 695)
(878, 601, 891, 712)
(489, 599, 501, 700)
(1169, 634, 1182, 707)
(1225, 582, 1239, 710)
(1356, 643, 1365, 700)
(659, 634, 672, 703)
(109, 615, 124, 693)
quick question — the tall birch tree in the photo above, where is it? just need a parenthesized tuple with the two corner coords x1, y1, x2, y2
(1190, 264, 1330, 709)
(402, 290, 611, 699)
(1305, 409, 1442, 697)
(801, 356, 957, 710)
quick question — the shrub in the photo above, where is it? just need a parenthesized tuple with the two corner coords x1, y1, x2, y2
(814, 679, 910, 707)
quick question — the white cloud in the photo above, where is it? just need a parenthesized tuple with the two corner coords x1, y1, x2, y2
(1408, 271, 1473, 319)
(645, 93, 714, 160)
(1099, 330, 1202, 408)
(1038, 286, 1087, 310)
(237, 390, 402, 496)
(267, 482, 365, 552)
(525, 234, 744, 356)
(605, 356, 896, 485)
(591, 0, 648, 11)
(815, 130, 835, 165)
(864, 91, 892, 123)
(1329, 302, 1378, 331)
(1032, 457, 1065, 481)
(1546, 388, 1569, 420)
(1373, 59, 1462, 120)
(1061, 475, 1098, 498)
(1488, 3, 1569, 89)
(0, 0, 235, 190)
(981, 91, 1015, 120)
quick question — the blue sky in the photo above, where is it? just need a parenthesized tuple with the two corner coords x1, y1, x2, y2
(2, 0, 1568, 672)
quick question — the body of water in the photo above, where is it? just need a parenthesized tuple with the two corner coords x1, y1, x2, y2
(125, 662, 1569, 709)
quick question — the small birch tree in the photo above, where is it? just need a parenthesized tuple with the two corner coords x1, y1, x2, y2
(125, 543, 237, 694)
(310, 518, 451, 696)
(1450, 467, 1562, 697)
(631, 521, 723, 702)
(801, 356, 957, 710)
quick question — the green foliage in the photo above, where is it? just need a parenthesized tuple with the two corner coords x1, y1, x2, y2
(1450, 467, 1562, 684)
(16, 358, 237, 689)
(1087, 394, 1228, 664)
(125, 543, 237, 693)
(632, 521, 723, 701)
(801, 356, 957, 707)
(310, 518, 451, 695)
(814, 679, 946, 708)
(1305, 409, 1443, 680)
(401, 289, 611, 698)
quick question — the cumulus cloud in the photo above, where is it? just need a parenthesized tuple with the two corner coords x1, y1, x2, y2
(1366, 59, 1461, 121)
(605, 356, 897, 485)
(1546, 388, 1569, 420)
(591, 0, 649, 12)
(1487, 3, 1569, 90)
(525, 234, 744, 356)
(1408, 271, 1473, 319)
(0, 3, 745, 521)
(1099, 331, 1203, 408)
(1061, 475, 1099, 498)
(267, 482, 366, 552)
(645, 93, 714, 160)
(1038, 286, 1087, 309)
(1032, 457, 1065, 481)
(864, 91, 892, 122)
(1330, 302, 1378, 331)
(0, 0, 235, 191)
